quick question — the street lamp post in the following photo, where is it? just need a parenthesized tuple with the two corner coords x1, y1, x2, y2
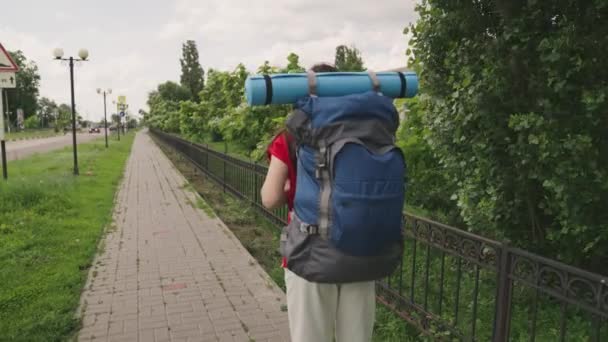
(97, 88, 111, 148)
(53, 48, 89, 176)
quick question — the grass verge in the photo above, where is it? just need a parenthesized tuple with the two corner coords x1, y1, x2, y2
(5, 128, 60, 141)
(0, 132, 136, 341)
(152, 135, 420, 341)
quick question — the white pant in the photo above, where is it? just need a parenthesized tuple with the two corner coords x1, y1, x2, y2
(284, 269, 376, 342)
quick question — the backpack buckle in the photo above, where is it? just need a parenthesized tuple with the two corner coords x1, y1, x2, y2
(308, 225, 319, 235)
(299, 222, 319, 235)
(316, 146, 328, 179)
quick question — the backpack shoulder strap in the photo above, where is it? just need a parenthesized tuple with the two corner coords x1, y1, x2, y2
(285, 109, 312, 146)
(285, 132, 297, 169)
(367, 70, 381, 93)
(307, 70, 317, 96)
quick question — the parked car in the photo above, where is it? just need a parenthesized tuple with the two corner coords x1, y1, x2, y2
(89, 127, 100, 133)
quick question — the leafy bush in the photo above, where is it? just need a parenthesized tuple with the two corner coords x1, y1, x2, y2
(409, 0, 608, 269)
(24, 116, 39, 129)
(397, 97, 460, 224)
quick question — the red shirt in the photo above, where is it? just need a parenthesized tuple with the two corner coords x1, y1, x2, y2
(267, 133, 297, 268)
(266, 133, 297, 213)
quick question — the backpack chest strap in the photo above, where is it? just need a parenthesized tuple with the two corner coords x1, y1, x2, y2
(298, 223, 319, 235)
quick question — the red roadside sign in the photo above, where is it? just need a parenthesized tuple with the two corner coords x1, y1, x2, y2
(0, 43, 19, 72)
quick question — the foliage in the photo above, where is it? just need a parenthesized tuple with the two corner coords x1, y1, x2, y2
(257, 61, 281, 74)
(176, 61, 291, 155)
(55, 103, 74, 132)
(148, 46, 364, 159)
(0, 134, 135, 341)
(127, 118, 138, 129)
(285, 53, 305, 73)
(145, 81, 189, 133)
(37, 97, 59, 128)
(158, 81, 191, 103)
(396, 96, 460, 224)
(23, 115, 38, 129)
(410, 0, 608, 268)
(111, 113, 120, 124)
(5, 50, 41, 122)
(147, 47, 362, 158)
(335, 45, 366, 71)
(180, 40, 205, 101)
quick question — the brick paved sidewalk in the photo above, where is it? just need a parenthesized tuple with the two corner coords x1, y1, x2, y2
(78, 131, 290, 342)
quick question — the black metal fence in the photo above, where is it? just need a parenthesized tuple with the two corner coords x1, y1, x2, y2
(151, 129, 608, 341)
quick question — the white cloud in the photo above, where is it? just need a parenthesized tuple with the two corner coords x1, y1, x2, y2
(0, 27, 157, 122)
(2, 0, 418, 120)
(160, 0, 417, 71)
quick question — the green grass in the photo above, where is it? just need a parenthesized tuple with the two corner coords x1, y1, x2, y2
(373, 305, 426, 342)
(195, 197, 217, 218)
(5, 128, 60, 141)
(0, 132, 135, 341)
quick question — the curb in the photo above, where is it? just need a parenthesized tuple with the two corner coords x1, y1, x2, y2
(5, 133, 65, 142)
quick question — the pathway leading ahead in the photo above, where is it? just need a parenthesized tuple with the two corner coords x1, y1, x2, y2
(78, 131, 290, 342)
(5, 133, 103, 161)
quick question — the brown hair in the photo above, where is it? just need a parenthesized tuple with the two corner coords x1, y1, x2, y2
(310, 63, 338, 72)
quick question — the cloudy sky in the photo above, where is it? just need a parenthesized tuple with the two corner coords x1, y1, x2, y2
(1, 0, 418, 122)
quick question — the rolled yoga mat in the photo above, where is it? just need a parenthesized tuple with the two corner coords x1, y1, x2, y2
(244, 71, 418, 106)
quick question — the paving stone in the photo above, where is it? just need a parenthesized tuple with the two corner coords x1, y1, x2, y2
(76, 132, 289, 341)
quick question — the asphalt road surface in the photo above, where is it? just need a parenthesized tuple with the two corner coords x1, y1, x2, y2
(4, 133, 104, 161)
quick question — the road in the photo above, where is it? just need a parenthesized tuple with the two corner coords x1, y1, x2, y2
(4, 133, 104, 161)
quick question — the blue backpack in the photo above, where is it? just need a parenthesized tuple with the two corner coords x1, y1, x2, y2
(281, 72, 406, 283)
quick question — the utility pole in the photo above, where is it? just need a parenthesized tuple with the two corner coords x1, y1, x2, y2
(1, 88, 7, 180)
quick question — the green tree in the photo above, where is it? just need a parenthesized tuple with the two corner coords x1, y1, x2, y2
(410, 0, 608, 269)
(334, 45, 365, 71)
(158, 81, 191, 103)
(396, 96, 461, 225)
(176, 59, 292, 155)
(284, 53, 305, 73)
(5, 50, 41, 123)
(127, 118, 138, 129)
(55, 103, 73, 132)
(145, 81, 190, 132)
(37, 97, 58, 128)
(180, 40, 205, 101)
(146, 91, 180, 132)
(24, 115, 39, 129)
(179, 67, 241, 141)
(257, 61, 280, 74)
(111, 114, 120, 125)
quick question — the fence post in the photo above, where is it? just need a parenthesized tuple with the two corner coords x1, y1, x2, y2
(205, 143, 209, 170)
(493, 244, 513, 342)
(223, 142, 227, 193)
(191, 141, 196, 175)
(254, 160, 258, 205)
